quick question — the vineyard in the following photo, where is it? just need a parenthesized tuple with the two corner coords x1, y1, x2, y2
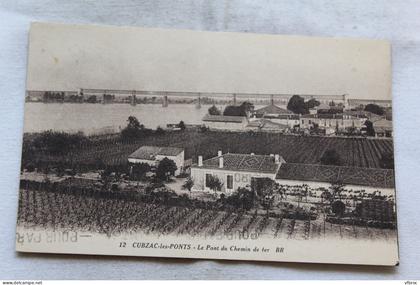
(22, 130, 394, 170)
(17, 188, 397, 241)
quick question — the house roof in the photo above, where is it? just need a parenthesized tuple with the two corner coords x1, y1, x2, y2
(197, 153, 282, 174)
(276, 163, 395, 188)
(129, 146, 183, 160)
(373, 119, 393, 131)
(301, 113, 361, 120)
(254, 105, 292, 115)
(343, 110, 379, 119)
(202, 114, 247, 123)
(247, 119, 288, 130)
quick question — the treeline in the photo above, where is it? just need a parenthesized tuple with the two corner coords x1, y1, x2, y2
(23, 130, 91, 156)
(42, 92, 115, 103)
(120, 116, 185, 140)
(208, 102, 254, 116)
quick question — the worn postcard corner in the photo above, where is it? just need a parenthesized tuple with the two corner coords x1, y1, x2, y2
(16, 22, 398, 266)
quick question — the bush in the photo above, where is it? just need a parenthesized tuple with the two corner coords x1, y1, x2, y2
(31, 131, 90, 155)
(364, 104, 384, 116)
(331, 200, 346, 217)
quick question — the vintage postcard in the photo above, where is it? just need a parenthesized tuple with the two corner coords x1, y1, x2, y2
(16, 22, 398, 266)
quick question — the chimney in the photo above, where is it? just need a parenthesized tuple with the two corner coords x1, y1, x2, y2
(219, 156, 224, 168)
(275, 154, 280, 164)
(218, 150, 222, 157)
(198, 156, 203, 167)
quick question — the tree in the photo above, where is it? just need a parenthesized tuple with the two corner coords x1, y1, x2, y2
(225, 187, 256, 210)
(287, 95, 308, 114)
(32, 131, 90, 155)
(251, 177, 275, 198)
(199, 125, 209, 133)
(364, 104, 384, 116)
(182, 177, 194, 197)
(379, 152, 394, 169)
(241, 101, 254, 113)
(305, 98, 320, 109)
(251, 177, 276, 213)
(206, 174, 223, 196)
(156, 158, 177, 181)
(320, 149, 341, 166)
(127, 116, 141, 129)
(178, 121, 186, 130)
(100, 167, 113, 189)
(364, 120, 375, 137)
(130, 163, 151, 181)
(208, 105, 221, 115)
(331, 200, 346, 216)
(223, 102, 254, 117)
(121, 116, 150, 140)
(155, 126, 165, 135)
(310, 122, 320, 133)
(320, 187, 331, 204)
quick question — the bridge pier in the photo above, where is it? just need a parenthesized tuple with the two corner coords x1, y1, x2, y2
(196, 94, 201, 109)
(162, 95, 168, 107)
(131, 91, 136, 106)
(342, 93, 348, 109)
(78, 88, 84, 102)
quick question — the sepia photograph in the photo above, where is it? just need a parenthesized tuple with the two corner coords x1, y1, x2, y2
(15, 22, 398, 266)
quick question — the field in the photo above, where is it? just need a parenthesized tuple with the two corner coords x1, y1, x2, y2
(17, 188, 397, 241)
(23, 130, 394, 170)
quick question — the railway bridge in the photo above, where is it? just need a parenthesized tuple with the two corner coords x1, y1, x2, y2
(77, 88, 350, 108)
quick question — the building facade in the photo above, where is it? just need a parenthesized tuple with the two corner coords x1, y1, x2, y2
(300, 113, 367, 133)
(202, 114, 249, 131)
(190, 151, 395, 195)
(190, 152, 284, 194)
(128, 146, 185, 176)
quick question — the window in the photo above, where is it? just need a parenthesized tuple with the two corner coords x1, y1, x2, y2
(227, 175, 233, 190)
(205, 174, 211, 187)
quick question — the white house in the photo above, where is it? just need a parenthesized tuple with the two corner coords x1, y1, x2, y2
(128, 146, 185, 176)
(253, 104, 300, 128)
(190, 151, 395, 196)
(190, 151, 284, 194)
(202, 114, 248, 131)
(300, 113, 367, 133)
(373, 118, 393, 137)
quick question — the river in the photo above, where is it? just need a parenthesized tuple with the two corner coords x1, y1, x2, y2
(24, 103, 264, 135)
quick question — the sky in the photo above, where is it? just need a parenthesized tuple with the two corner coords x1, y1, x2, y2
(26, 22, 392, 100)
